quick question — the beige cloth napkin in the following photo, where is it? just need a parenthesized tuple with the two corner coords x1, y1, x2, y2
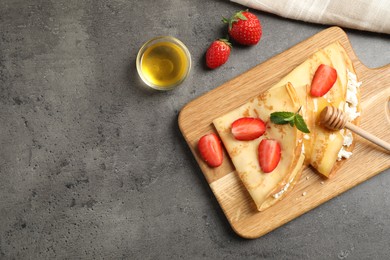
(231, 0, 390, 34)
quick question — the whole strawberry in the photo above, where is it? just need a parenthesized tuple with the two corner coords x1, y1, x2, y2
(206, 39, 231, 69)
(223, 10, 262, 45)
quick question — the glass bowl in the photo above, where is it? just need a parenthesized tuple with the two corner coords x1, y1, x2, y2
(136, 36, 191, 91)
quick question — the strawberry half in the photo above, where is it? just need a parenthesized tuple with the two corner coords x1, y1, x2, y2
(310, 64, 337, 97)
(258, 139, 281, 173)
(231, 117, 266, 141)
(206, 39, 231, 69)
(198, 133, 223, 167)
(223, 10, 262, 45)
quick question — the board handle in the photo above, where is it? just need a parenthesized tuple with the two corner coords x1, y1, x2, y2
(370, 64, 390, 121)
(371, 63, 390, 80)
(358, 62, 390, 85)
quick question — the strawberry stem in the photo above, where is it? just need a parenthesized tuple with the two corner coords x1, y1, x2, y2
(222, 10, 248, 30)
(218, 38, 232, 48)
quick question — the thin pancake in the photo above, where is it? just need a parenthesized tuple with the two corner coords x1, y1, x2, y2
(213, 83, 304, 211)
(272, 41, 360, 177)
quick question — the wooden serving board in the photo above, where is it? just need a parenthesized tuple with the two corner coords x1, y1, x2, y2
(178, 27, 390, 239)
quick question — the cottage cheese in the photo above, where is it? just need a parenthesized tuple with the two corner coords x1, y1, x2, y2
(343, 131, 353, 147)
(337, 70, 362, 160)
(273, 182, 290, 199)
(344, 70, 362, 121)
(344, 103, 360, 121)
(346, 70, 362, 107)
(337, 147, 353, 161)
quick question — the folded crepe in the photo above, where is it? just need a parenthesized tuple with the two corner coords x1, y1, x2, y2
(272, 41, 361, 177)
(213, 41, 360, 211)
(213, 83, 305, 211)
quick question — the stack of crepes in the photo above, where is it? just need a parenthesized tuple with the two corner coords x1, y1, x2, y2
(213, 42, 361, 211)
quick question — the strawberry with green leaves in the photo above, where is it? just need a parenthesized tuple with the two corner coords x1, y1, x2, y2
(206, 39, 232, 69)
(223, 10, 262, 46)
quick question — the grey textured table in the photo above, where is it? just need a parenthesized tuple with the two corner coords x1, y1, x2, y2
(1, 0, 389, 259)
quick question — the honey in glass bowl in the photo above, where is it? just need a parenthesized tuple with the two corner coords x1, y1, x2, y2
(136, 36, 191, 91)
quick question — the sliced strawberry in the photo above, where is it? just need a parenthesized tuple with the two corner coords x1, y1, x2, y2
(231, 117, 266, 141)
(258, 139, 281, 173)
(198, 133, 223, 167)
(310, 64, 337, 97)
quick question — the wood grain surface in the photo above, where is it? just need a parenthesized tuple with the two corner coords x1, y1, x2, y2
(178, 27, 390, 239)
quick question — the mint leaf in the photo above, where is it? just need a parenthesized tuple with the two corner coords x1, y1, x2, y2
(294, 114, 310, 133)
(270, 112, 295, 124)
(270, 108, 310, 133)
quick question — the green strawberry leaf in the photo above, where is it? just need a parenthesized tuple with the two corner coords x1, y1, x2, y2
(224, 10, 248, 30)
(235, 11, 247, 21)
(218, 38, 232, 48)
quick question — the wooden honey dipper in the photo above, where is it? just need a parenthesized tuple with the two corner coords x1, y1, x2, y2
(320, 106, 390, 151)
